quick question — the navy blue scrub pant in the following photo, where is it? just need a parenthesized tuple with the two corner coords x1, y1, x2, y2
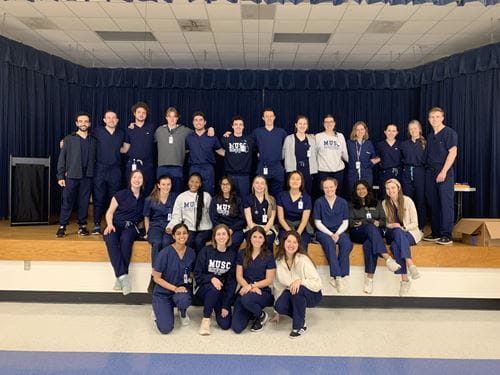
(148, 226, 173, 265)
(93, 166, 121, 226)
(230, 230, 246, 251)
(279, 228, 311, 247)
(425, 168, 454, 238)
(59, 177, 92, 226)
(228, 174, 250, 198)
(350, 223, 387, 274)
(274, 287, 322, 330)
(152, 291, 192, 334)
(347, 168, 373, 196)
(402, 166, 426, 230)
(315, 231, 353, 277)
(126, 159, 155, 196)
(379, 167, 402, 199)
(317, 170, 345, 199)
(385, 228, 415, 274)
(190, 163, 215, 195)
(188, 230, 212, 254)
(257, 162, 284, 198)
(157, 165, 184, 194)
(104, 225, 139, 277)
(196, 284, 232, 330)
(231, 290, 274, 333)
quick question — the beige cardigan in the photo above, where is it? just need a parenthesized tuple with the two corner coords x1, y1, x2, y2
(382, 195, 422, 243)
(273, 253, 322, 299)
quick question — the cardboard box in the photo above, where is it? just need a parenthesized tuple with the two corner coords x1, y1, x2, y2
(454, 219, 500, 247)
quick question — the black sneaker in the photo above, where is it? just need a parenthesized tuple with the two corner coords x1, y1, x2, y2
(78, 225, 90, 236)
(250, 311, 268, 333)
(56, 225, 66, 238)
(91, 225, 102, 235)
(436, 236, 453, 245)
(423, 234, 440, 242)
(289, 326, 307, 339)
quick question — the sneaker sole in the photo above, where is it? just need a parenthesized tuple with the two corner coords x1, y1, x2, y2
(250, 328, 264, 333)
(437, 241, 453, 245)
(423, 237, 439, 242)
(289, 334, 304, 339)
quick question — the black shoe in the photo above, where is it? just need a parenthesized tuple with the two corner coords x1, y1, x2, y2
(91, 225, 102, 235)
(423, 234, 440, 242)
(436, 236, 453, 245)
(78, 225, 89, 236)
(56, 225, 66, 238)
(289, 326, 307, 339)
(250, 311, 268, 333)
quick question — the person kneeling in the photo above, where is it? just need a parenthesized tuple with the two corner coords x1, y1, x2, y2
(273, 231, 322, 339)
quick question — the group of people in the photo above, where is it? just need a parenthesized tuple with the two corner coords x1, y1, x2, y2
(55, 104, 458, 337)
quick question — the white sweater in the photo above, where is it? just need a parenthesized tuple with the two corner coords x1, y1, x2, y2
(167, 190, 212, 231)
(315, 131, 348, 172)
(382, 196, 422, 243)
(273, 253, 322, 299)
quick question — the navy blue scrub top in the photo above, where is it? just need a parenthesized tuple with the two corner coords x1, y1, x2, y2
(276, 191, 312, 222)
(313, 196, 349, 233)
(143, 193, 177, 230)
(347, 140, 376, 169)
(243, 195, 271, 225)
(94, 126, 125, 167)
(425, 127, 458, 170)
(400, 139, 426, 167)
(295, 135, 310, 166)
(125, 122, 155, 162)
(377, 140, 402, 170)
(252, 127, 288, 165)
(236, 250, 276, 290)
(221, 134, 254, 175)
(113, 188, 145, 226)
(153, 245, 196, 294)
(79, 135, 90, 170)
(185, 131, 222, 166)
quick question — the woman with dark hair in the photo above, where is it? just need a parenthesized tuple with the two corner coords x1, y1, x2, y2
(382, 179, 422, 296)
(209, 176, 246, 251)
(276, 171, 313, 246)
(166, 173, 212, 254)
(231, 226, 276, 334)
(103, 170, 145, 296)
(349, 180, 401, 294)
(195, 224, 237, 335)
(152, 223, 196, 334)
(272, 231, 322, 339)
(376, 123, 402, 198)
(282, 115, 318, 195)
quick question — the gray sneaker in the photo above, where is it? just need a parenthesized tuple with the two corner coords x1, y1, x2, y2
(409, 265, 421, 280)
(399, 280, 411, 296)
(120, 274, 132, 296)
(113, 278, 122, 291)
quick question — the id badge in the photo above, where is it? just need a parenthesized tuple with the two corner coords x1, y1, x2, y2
(183, 272, 188, 284)
(131, 162, 137, 171)
(306, 149, 311, 158)
(168, 135, 174, 144)
(355, 161, 361, 170)
(262, 214, 268, 223)
(167, 213, 172, 221)
(366, 212, 372, 220)
(298, 200, 303, 210)
(263, 167, 268, 176)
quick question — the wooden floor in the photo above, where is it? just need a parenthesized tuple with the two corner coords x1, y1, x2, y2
(1, 221, 499, 268)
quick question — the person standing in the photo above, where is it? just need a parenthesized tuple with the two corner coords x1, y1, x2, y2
(91, 110, 126, 235)
(376, 124, 402, 198)
(56, 112, 96, 238)
(423, 107, 458, 246)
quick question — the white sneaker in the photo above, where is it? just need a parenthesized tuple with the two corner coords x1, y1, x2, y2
(120, 274, 132, 296)
(113, 278, 122, 291)
(199, 317, 211, 335)
(409, 265, 421, 280)
(151, 310, 156, 322)
(385, 257, 401, 273)
(363, 277, 373, 294)
(399, 280, 411, 296)
(179, 311, 190, 326)
(329, 277, 336, 289)
(335, 277, 344, 293)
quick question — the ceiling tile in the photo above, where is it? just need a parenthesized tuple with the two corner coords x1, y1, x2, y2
(476, 4, 500, 20)
(443, 3, 488, 21)
(308, 3, 347, 20)
(329, 33, 362, 45)
(304, 20, 338, 33)
(335, 20, 371, 34)
(1, 16, 31, 31)
(416, 33, 453, 45)
(171, 4, 208, 20)
(349, 44, 383, 54)
(377, 44, 410, 54)
(357, 33, 393, 44)
(324, 44, 355, 54)
(218, 45, 244, 54)
(82, 18, 120, 32)
(210, 21, 242, 33)
(113, 18, 151, 32)
(6, 28, 46, 42)
(296, 44, 326, 54)
(99, 3, 143, 19)
(376, 4, 417, 21)
(427, 21, 472, 35)
(214, 33, 243, 44)
(146, 19, 181, 32)
(64, 30, 102, 43)
(271, 43, 299, 53)
(275, 4, 311, 20)
(190, 44, 217, 54)
(34, 2, 74, 17)
(206, 4, 242, 20)
(34, 29, 74, 42)
(409, 3, 455, 21)
(397, 21, 437, 34)
(2, 2, 43, 17)
(162, 44, 191, 53)
(50, 17, 89, 31)
(65, 2, 108, 18)
(132, 41, 165, 54)
(242, 20, 274, 33)
(243, 33, 273, 44)
(342, 4, 384, 20)
(387, 34, 422, 44)
(274, 20, 306, 33)
(135, 2, 175, 19)
(107, 42, 139, 53)
(184, 32, 214, 44)
(153, 32, 186, 43)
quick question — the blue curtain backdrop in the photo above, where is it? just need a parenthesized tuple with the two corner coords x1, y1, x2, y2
(1, 35, 499, 218)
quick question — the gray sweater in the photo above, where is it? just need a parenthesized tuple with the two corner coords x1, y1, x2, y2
(155, 124, 193, 167)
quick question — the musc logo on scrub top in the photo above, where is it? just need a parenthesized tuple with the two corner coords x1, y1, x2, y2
(183, 201, 195, 209)
(216, 203, 231, 216)
(228, 142, 248, 153)
(323, 140, 340, 149)
(208, 260, 232, 275)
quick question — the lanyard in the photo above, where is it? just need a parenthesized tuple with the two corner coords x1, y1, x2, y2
(355, 140, 363, 162)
